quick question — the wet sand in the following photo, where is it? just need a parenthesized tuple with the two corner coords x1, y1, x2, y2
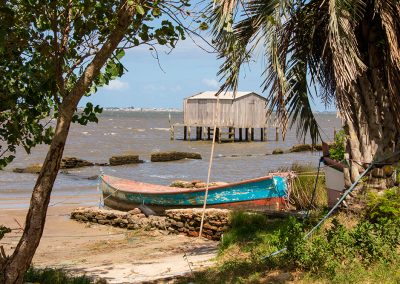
(0, 205, 218, 283)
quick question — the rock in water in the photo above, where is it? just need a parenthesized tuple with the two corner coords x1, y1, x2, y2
(13, 164, 42, 174)
(60, 157, 94, 168)
(151, 151, 202, 162)
(109, 155, 143, 166)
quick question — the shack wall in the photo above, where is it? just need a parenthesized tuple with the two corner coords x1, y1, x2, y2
(183, 94, 267, 128)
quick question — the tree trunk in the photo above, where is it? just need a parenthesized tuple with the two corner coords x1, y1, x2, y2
(1, 3, 138, 282)
(342, 8, 400, 190)
(2, 108, 74, 283)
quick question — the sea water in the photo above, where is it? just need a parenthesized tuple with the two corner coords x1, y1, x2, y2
(0, 111, 341, 208)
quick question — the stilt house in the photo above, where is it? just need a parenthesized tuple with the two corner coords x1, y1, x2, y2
(171, 91, 273, 142)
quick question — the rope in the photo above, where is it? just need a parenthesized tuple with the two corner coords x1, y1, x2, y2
(199, 95, 220, 238)
(264, 149, 400, 259)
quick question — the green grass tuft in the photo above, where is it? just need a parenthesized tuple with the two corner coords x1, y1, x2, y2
(24, 267, 95, 284)
(279, 163, 327, 210)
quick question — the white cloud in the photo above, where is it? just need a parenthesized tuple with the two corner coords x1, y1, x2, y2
(104, 79, 130, 90)
(143, 84, 167, 92)
(170, 84, 182, 92)
(202, 78, 219, 88)
(142, 84, 182, 93)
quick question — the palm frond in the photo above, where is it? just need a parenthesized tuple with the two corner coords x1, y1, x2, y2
(327, 0, 367, 91)
(375, 0, 400, 127)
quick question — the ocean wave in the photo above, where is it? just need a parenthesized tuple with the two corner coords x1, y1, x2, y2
(103, 132, 117, 136)
(149, 174, 176, 179)
(151, 128, 170, 131)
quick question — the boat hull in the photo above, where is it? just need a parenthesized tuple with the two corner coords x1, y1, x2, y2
(100, 175, 288, 213)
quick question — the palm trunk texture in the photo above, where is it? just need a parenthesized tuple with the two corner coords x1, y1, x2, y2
(343, 6, 400, 189)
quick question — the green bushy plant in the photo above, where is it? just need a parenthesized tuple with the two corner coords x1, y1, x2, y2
(329, 129, 346, 161)
(366, 187, 400, 223)
(24, 267, 95, 284)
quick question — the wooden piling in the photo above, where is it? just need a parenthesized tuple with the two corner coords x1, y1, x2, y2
(184, 126, 187, 140)
(260, 128, 264, 141)
(228, 127, 234, 142)
(275, 127, 279, 141)
(251, 128, 254, 141)
(239, 128, 243, 141)
(245, 128, 249, 141)
(196, 127, 202, 140)
(216, 127, 221, 143)
(207, 127, 211, 140)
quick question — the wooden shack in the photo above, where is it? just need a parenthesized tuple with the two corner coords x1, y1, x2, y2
(172, 91, 276, 142)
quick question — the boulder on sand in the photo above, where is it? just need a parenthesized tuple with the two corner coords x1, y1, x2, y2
(151, 151, 202, 162)
(109, 155, 143, 166)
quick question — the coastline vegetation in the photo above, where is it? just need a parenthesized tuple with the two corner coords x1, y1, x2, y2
(23, 268, 94, 284)
(280, 163, 327, 210)
(178, 187, 400, 283)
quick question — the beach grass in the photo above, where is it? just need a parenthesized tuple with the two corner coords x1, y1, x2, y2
(24, 267, 97, 284)
(177, 191, 400, 284)
(281, 163, 327, 210)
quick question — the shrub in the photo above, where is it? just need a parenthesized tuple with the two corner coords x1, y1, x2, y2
(0, 225, 11, 240)
(329, 129, 346, 161)
(366, 187, 400, 223)
(24, 267, 94, 284)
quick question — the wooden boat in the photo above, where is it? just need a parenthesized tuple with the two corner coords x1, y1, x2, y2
(100, 174, 290, 213)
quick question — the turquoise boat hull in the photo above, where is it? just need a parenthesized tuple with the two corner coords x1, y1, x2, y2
(100, 174, 289, 213)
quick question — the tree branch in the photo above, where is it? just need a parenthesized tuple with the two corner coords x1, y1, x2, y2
(64, 0, 140, 112)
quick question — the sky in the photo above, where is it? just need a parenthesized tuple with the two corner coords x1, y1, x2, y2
(79, 34, 334, 112)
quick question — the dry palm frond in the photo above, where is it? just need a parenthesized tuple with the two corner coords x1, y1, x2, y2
(207, 0, 400, 144)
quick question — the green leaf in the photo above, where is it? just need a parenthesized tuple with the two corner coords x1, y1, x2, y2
(136, 5, 145, 15)
(199, 22, 209, 31)
(152, 8, 161, 16)
(116, 49, 125, 60)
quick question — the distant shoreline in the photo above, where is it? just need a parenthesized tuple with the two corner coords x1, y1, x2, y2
(78, 107, 337, 114)
(78, 107, 182, 112)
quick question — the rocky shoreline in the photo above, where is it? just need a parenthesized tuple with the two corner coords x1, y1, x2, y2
(10, 144, 324, 174)
(71, 207, 230, 241)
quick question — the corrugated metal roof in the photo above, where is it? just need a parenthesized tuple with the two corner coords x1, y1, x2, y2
(186, 91, 256, 100)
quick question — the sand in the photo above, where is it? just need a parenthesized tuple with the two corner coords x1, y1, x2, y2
(0, 206, 218, 283)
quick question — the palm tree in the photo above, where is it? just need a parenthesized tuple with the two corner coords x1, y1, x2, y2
(208, 0, 400, 187)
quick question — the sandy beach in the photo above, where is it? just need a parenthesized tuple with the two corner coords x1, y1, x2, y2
(0, 205, 218, 283)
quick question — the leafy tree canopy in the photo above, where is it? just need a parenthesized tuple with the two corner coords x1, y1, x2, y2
(0, 0, 191, 168)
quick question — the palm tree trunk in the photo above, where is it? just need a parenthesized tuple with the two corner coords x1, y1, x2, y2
(342, 5, 400, 188)
(2, 108, 74, 284)
(343, 10, 400, 189)
(344, 81, 399, 189)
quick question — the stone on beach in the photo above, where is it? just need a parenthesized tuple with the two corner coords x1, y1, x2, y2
(71, 207, 230, 240)
(150, 151, 202, 162)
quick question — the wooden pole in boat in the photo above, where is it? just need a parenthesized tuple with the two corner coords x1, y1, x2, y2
(199, 94, 220, 238)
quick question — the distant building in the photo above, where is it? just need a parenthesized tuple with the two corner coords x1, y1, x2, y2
(183, 91, 268, 129)
(171, 91, 275, 142)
